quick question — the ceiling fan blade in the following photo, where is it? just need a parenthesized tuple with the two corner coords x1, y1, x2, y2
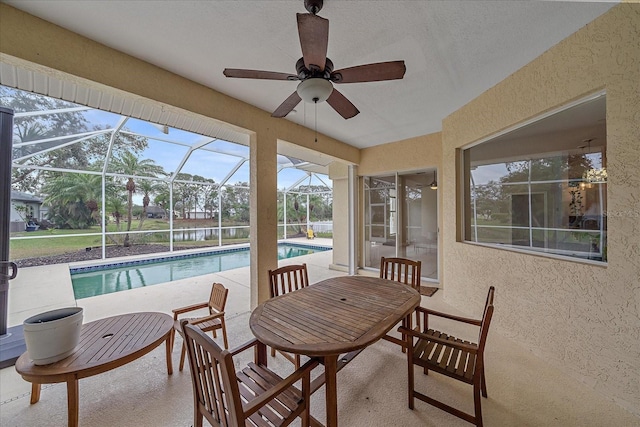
(272, 91, 302, 118)
(297, 13, 329, 72)
(223, 68, 299, 81)
(326, 89, 360, 119)
(331, 61, 406, 83)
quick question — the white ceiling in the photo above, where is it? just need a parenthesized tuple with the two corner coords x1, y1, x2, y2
(3, 0, 617, 150)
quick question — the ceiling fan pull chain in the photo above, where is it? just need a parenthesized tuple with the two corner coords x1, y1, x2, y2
(314, 99, 318, 143)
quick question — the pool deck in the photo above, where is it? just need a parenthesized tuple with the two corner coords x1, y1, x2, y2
(2, 237, 639, 426)
(6, 237, 334, 327)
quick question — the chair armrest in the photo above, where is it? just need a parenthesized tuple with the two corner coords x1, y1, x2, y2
(398, 326, 478, 353)
(415, 306, 482, 326)
(228, 338, 260, 356)
(243, 358, 319, 418)
(189, 312, 225, 325)
(172, 302, 209, 318)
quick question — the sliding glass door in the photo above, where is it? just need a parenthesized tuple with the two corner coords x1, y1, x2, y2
(363, 171, 438, 281)
(363, 176, 396, 270)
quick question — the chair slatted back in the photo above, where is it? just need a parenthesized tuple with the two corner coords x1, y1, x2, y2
(379, 257, 422, 290)
(182, 320, 242, 427)
(268, 264, 310, 298)
(477, 286, 495, 354)
(208, 282, 229, 314)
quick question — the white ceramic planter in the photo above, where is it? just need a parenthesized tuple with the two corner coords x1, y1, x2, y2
(23, 307, 83, 365)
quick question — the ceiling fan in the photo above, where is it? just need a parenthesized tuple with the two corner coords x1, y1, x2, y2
(223, 0, 406, 120)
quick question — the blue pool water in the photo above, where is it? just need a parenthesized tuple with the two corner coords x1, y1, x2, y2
(70, 243, 329, 299)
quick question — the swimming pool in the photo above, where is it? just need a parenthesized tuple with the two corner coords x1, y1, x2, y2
(70, 243, 330, 299)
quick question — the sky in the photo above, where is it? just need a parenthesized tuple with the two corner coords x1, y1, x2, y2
(6, 86, 330, 192)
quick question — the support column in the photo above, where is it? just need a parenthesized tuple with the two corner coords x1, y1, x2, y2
(0, 107, 14, 337)
(250, 132, 278, 308)
(348, 165, 357, 276)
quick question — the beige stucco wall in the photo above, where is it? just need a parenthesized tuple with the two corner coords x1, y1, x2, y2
(328, 162, 350, 269)
(358, 133, 442, 177)
(441, 4, 640, 415)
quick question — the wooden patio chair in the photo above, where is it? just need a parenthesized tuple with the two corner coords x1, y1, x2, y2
(268, 264, 310, 369)
(181, 320, 318, 427)
(171, 282, 229, 371)
(379, 256, 422, 349)
(399, 286, 495, 427)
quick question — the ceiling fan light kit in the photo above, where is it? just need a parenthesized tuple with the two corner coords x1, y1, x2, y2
(222, 0, 406, 120)
(297, 78, 333, 103)
(430, 171, 438, 190)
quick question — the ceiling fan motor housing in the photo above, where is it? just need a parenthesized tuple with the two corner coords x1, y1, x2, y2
(296, 57, 333, 80)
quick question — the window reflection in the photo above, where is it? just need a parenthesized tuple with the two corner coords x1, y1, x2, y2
(464, 95, 607, 262)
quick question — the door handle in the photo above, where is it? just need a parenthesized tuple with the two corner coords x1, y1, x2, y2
(0, 261, 18, 280)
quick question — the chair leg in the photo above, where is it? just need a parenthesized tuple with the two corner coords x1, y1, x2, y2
(169, 327, 176, 352)
(473, 376, 483, 427)
(179, 342, 187, 372)
(220, 319, 229, 350)
(481, 366, 488, 398)
(400, 318, 407, 354)
(302, 364, 311, 427)
(295, 354, 301, 370)
(271, 346, 276, 358)
(407, 339, 415, 410)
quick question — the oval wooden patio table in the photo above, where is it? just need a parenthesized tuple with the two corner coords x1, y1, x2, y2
(15, 311, 174, 427)
(250, 275, 421, 427)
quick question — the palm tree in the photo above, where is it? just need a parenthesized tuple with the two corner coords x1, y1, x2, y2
(110, 151, 165, 246)
(105, 196, 126, 245)
(136, 179, 163, 230)
(43, 172, 104, 228)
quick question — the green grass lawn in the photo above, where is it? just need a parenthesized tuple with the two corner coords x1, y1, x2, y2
(10, 219, 331, 261)
(9, 219, 253, 260)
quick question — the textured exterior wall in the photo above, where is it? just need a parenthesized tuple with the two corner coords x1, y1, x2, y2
(329, 163, 350, 269)
(359, 133, 442, 177)
(441, 5, 640, 415)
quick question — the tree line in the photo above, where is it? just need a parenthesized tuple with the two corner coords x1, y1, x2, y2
(4, 87, 332, 246)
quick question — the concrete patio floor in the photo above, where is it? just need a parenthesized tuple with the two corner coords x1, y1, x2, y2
(1, 245, 638, 426)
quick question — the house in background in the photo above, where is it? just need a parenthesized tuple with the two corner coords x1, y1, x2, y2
(145, 206, 167, 219)
(10, 191, 43, 232)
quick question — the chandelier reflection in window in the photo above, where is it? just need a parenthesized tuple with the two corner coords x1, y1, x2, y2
(580, 138, 607, 189)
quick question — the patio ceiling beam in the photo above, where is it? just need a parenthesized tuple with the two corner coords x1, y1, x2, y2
(105, 172, 166, 182)
(171, 179, 217, 187)
(13, 132, 108, 163)
(12, 129, 111, 148)
(120, 130, 246, 159)
(10, 164, 103, 175)
(14, 106, 93, 118)
(169, 137, 217, 182)
(218, 158, 248, 187)
(285, 172, 311, 193)
(120, 130, 218, 152)
(101, 115, 128, 258)
(313, 173, 331, 188)
(102, 116, 129, 175)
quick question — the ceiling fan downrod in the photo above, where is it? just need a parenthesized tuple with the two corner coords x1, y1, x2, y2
(304, 0, 323, 15)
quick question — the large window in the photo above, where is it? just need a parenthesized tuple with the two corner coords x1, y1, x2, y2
(462, 94, 607, 263)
